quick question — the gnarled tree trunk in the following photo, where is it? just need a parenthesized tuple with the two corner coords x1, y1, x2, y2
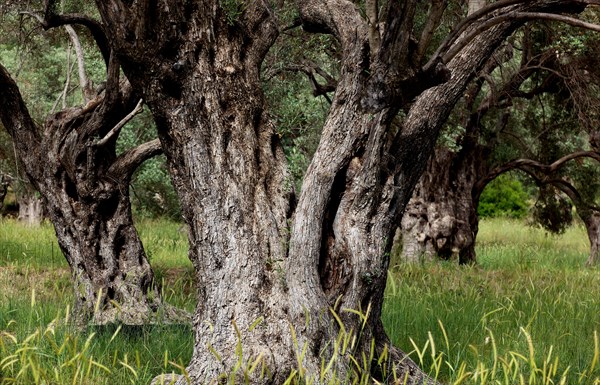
(400, 145, 485, 264)
(0, 61, 186, 325)
(17, 190, 44, 226)
(94, 0, 595, 383)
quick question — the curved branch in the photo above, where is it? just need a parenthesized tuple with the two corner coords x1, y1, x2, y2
(547, 178, 600, 213)
(415, 0, 447, 65)
(477, 150, 600, 196)
(0, 63, 42, 179)
(64, 25, 94, 103)
(424, 0, 600, 73)
(425, 0, 530, 70)
(109, 139, 162, 181)
(43, 0, 110, 65)
(270, 63, 337, 100)
(443, 12, 600, 65)
(20, 5, 110, 67)
(95, 99, 143, 147)
(295, 0, 367, 46)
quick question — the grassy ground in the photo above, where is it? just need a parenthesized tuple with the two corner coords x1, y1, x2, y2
(0, 217, 599, 384)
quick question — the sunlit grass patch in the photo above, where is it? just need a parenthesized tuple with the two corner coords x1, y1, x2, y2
(477, 218, 590, 270)
(0, 219, 64, 269)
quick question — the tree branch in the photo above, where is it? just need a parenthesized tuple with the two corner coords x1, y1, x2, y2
(425, 0, 529, 71)
(0, 63, 41, 178)
(109, 139, 162, 181)
(441, 11, 600, 67)
(268, 63, 337, 101)
(95, 98, 143, 147)
(415, 0, 447, 65)
(295, 0, 367, 47)
(50, 44, 75, 113)
(477, 150, 600, 194)
(366, 0, 381, 56)
(64, 25, 94, 104)
(42, 0, 110, 65)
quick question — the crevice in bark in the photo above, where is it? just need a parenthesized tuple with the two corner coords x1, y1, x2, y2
(319, 164, 353, 303)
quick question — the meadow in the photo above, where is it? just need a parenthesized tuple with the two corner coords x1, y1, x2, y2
(0, 217, 599, 384)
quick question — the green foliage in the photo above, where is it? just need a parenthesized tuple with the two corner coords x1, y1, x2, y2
(478, 174, 530, 219)
(263, 32, 337, 192)
(531, 186, 573, 234)
(116, 110, 181, 220)
(219, 0, 246, 25)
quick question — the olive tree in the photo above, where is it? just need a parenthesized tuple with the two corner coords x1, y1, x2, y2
(0, 3, 187, 325)
(9, 0, 599, 383)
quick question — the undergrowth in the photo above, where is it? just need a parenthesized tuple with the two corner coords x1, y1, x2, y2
(0, 217, 598, 384)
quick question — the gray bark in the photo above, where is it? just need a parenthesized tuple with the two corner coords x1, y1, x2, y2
(92, 0, 597, 383)
(0, 174, 10, 211)
(584, 212, 600, 266)
(400, 147, 484, 264)
(17, 191, 44, 226)
(0, 61, 186, 325)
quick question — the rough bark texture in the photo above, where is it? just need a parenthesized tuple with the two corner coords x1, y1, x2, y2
(0, 63, 185, 325)
(401, 145, 486, 264)
(399, 25, 542, 265)
(92, 0, 596, 383)
(17, 191, 45, 226)
(0, 177, 6, 210)
(583, 211, 600, 266)
(94, 3, 295, 382)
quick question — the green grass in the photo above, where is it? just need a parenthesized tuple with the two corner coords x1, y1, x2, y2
(1, 217, 599, 384)
(476, 218, 590, 270)
(383, 218, 600, 384)
(0, 217, 195, 384)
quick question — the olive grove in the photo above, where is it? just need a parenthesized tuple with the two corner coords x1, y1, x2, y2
(3, 0, 600, 384)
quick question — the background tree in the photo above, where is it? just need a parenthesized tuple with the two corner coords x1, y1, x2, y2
(400, 17, 600, 265)
(0, 2, 187, 325)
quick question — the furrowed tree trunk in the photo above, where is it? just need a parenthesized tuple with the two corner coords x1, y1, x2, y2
(17, 190, 44, 226)
(95, 3, 295, 382)
(0, 63, 185, 325)
(0, 175, 7, 210)
(581, 210, 600, 266)
(94, 0, 595, 383)
(400, 145, 485, 264)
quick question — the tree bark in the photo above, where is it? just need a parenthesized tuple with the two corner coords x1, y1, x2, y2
(483, 154, 600, 267)
(400, 146, 485, 264)
(0, 173, 9, 211)
(542, 180, 600, 267)
(0, 62, 185, 325)
(93, 0, 597, 383)
(583, 212, 600, 266)
(17, 190, 44, 226)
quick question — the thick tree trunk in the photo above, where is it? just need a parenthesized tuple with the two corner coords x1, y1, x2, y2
(38, 153, 175, 324)
(582, 211, 600, 266)
(96, 4, 296, 381)
(400, 145, 486, 264)
(0, 174, 9, 211)
(17, 191, 44, 226)
(94, 0, 594, 383)
(0, 63, 185, 325)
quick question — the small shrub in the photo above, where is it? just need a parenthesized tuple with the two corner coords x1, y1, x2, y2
(478, 174, 530, 219)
